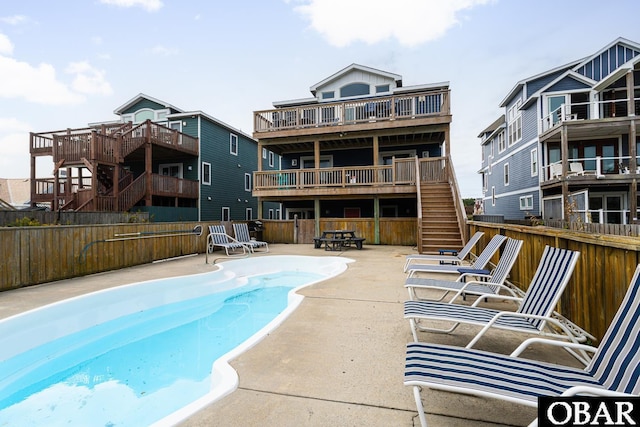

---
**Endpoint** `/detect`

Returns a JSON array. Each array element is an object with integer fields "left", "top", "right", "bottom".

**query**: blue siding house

[
  {"left": 480, "top": 37, "right": 640, "bottom": 224},
  {"left": 29, "top": 94, "right": 279, "bottom": 221}
]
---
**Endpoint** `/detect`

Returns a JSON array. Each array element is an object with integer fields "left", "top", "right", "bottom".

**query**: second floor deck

[
  {"left": 253, "top": 88, "right": 451, "bottom": 139},
  {"left": 253, "top": 157, "right": 449, "bottom": 198}
]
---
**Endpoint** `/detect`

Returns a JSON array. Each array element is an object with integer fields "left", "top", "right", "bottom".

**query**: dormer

[{"left": 309, "top": 63, "right": 402, "bottom": 103}]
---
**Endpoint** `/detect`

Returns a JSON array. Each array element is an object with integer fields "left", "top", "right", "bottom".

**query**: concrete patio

[{"left": 0, "top": 244, "right": 584, "bottom": 426}]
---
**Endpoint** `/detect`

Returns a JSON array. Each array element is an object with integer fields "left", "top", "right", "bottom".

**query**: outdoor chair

[
  {"left": 405, "top": 234, "right": 507, "bottom": 278},
  {"left": 403, "top": 231, "right": 484, "bottom": 272},
  {"left": 405, "top": 237, "right": 523, "bottom": 303},
  {"left": 233, "top": 222, "right": 269, "bottom": 253},
  {"left": 404, "top": 263, "right": 640, "bottom": 427},
  {"left": 207, "top": 224, "right": 248, "bottom": 256},
  {"left": 404, "top": 246, "right": 593, "bottom": 361}
]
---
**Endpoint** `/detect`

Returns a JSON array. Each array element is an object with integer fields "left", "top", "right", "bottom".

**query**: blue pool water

[{"left": 0, "top": 256, "right": 350, "bottom": 426}]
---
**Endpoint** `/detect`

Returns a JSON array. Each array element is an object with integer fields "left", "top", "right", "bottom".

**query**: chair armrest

[{"left": 511, "top": 337, "right": 597, "bottom": 359}]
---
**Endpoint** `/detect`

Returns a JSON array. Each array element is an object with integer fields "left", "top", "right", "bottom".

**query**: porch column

[
  {"left": 314, "top": 140, "right": 320, "bottom": 187},
  {"left": 374, "top": 196, "right": 380, "bottom": 244},
  {"left": 560, "top": 123, "right": 570, "bottom": 221},
  {"left": 314, "top": 198, "right": 320, "bottom": 237},
  {"left": 630, "top": 119, "right": 638, "bottom": 223},
  {"left": 443, "top": 126, "right": 450, "bottom": 156},
  {"left": 627, "top": 71, "right": 635, "bottom": 117},
  {"left": 372, "top": 135, "right": 379, "bottom": 166},
  {"left": 256, "top": 141, "right": 263, "bottom": 219},
  {"left": 114, "top": 164, "right": 120, "bottom": 211},
  {"left": 257, "top": 141, "right": 263, "bottom": 172},
  {"left": 145, "top": 140, "right": 152, "bottom": 206}
]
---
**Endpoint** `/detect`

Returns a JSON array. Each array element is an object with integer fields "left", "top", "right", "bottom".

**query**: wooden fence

[
  {"left": 261, "top": 218, "right": 417, "bottom": 246},
  {"left": 0, "top": 211, "right": 150, "bottom": 226},
  {"left": 0, "top": 222, "right": 207, "bottom": 291},
  {"left": 470, "top": 221, "right": 640, "bottom": 341}
]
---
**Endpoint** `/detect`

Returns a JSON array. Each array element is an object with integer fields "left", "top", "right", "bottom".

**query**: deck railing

[
  {"left": 543, "top": 156, "right": 640, "bottom": 181},
  {"left": 254, "top": 158, "right": 427, "bottom": 190},
  {"left": 254, "top": 89, "right": 450, "bottom": 133},
  {"left": 541, "top": 98, "right": 640, "bottom": 132}
]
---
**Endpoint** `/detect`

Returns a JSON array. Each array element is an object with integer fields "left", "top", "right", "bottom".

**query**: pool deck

[{"left": 0, "top": 244, "right": 584, "bottom": 426}]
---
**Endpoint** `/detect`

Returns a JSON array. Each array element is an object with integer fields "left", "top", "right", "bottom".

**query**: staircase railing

[
  {"left": 118, "top": 174, "right": 147, "bottom": 211},
  {"left": 415, "top": 156, "right": 423, "bottom": 253},
  {"left": 445, "top": 154, "right": 468, "bottom": 243}
]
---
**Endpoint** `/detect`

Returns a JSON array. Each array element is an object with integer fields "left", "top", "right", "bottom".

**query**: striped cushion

[
  {"left": 408, "top": 234, "right": 507, "bottom": 274},
  {"left": 405, "top": 277, "right": 503, "bottom": 296},
  {"left": 405, "top": 342, "right": 600, "bottom": 404},
  {"left": 404, "top": 300, "right": 541, "bottom": 333}
]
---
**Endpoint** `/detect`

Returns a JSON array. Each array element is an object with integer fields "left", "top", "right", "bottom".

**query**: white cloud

[
  {"left": 99, "top": 0, "right": 163, "bottom": 12},
  {"left": 0, "top": 33, "right": 13, "bottom": 55},
  {"left": 292, "top": 0, "right": 493, "bottom": 47},
  {"left": 0, "top": 15, "right": 28, "bottom": 25},
  {"left": 66, "top": 61, "right": 113, "bottom": 96},
  {"left": 0, "top": 55, "right": 84, "bottom": 105},
  {"left": 150, "top": 44, "right": 178, "bottom": 56},
  {"left": 0, "top": 118, "right": 31, "bottom": 178}
]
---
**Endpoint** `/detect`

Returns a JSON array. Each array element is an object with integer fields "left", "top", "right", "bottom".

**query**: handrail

[
  {"left": 415, "top": 156, "right": 423, "bottom": 253},
  {"left": 444, "top": 154, "right": 468, "bottom": 243},
  {"left": 254, "top": 88, "right": 450, "bottom": 133}
]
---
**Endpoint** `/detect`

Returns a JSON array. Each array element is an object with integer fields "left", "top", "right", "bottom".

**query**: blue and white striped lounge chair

[
  {"left": 403, "top": 231, "right": 484, "bottom": 272},
  {"left": 405, "top": 246, "right": 586, "bottom": 350},
  {"left": 207, "top": 224, "right": 248, "bottom": 256},
  {"left": 406, "top": 234, "right": 507, "bottom": 278},
  {"left": 233, "top": 222, "right": 269, "bottom": 253},
  {"left": 405, "top": 237, "right": 523, "bottom": 303},
  {"left": 405, "top": 263, "right": 640, "bottom": 427}
]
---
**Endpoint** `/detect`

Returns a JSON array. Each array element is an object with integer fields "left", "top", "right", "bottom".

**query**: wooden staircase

[{"left": 419, "top": 182, "right": 464, "bottom": 254}]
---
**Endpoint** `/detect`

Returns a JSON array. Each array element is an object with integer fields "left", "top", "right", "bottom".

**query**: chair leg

[{"left": 413, "top": 386, "right": 429, "bottom": 427}]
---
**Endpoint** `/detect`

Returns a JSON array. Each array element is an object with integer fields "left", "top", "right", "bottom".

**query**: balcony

[
  {"left": 540, "top": 98, "right": 640, "bottom": 136},
  {"left": 253, "top": 89, "right": 451, "bottom": 138},
  {"left": 253, "top": 157, "right": 449, "bottom": 198}
]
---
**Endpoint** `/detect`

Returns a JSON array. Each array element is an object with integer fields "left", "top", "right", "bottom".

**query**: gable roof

[
  {"left": 478, "top": 115, "right": 505, "bottom": 140},
  {"left": 0, "top": 178, "right": 31, "bottom": 208},
  {"left": 309, "top": 63, "right": 402, "bottom": 96},
  {"left": 114, "top": 93, "right": 185, "bottom": 115}
]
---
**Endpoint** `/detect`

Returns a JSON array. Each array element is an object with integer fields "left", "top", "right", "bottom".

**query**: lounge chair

[
  {"left": 403, "top": 231, "right": 484, "bottom": 272},
  {"left": 404, "top": 246, "right": 591, "bottom": 355},
  {"left": 404, "top": 263, "right": 640, "bottom": 427},
  {"left": 207, "top": 224, "right": 248, "bottom": 256},
  {"left": 405, "top": 237, "right": 523, "bottom": 303},
  {"left": 406, "top": 234, "right": 507, "bottom": 278},
  {"left": 233, "top": 222, "right": 269, "bottom": 253}
]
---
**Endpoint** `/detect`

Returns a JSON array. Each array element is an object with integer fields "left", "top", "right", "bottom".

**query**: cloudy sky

[{"left": 1, "top": 0, "right": 639, "bottom": 197}]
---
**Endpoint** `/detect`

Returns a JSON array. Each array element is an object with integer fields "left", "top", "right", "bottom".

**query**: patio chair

[
  {"left": 404, "top": 246, "right": 590, "bottom": 354},
  {"left": 404, "top": 263, "right": 640, "bottom": 427},
  {"left": 403, "top": 231, "right": 484, "bottom": 272},
  {"left": 207, "top": 224, "right": 248, "bottom": 256},
  {"left": 406, "top": 234, "right": 507, "bottom": 278},
  {"left": 405, "top": 237, "right": 523, "bottom": 303},
  {"left": 233, "top": 222, "right": 269, "bottom": 253}
]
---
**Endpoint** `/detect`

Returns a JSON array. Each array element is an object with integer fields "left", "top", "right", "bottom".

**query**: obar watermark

[{"left": 539, "top": 397, "right": 640, "bottom": 426}]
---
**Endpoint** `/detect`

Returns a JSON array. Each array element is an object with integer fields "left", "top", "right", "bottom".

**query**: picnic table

[{"left": 313, "top": 230, "right": 365, "bottom": 251}]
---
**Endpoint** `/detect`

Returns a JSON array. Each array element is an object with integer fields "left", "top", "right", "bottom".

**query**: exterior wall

[
  {"left": 121, "top": 99, "right": 168, "bottom": 114},
  {"left": 199, "top": 120, "right": 257, "bottom": 221}
]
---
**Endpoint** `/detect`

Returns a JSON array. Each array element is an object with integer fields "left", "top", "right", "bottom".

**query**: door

[{"left": 547, "top": 95, "right": 567, "bottom": 125}]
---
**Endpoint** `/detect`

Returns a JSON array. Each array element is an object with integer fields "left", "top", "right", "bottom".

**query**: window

[
  {"left": 482, "top": 172, "right": 488, "bottom": 192},
  {"left": 375, "top": 84, "right": 390, "bottom": 93},
  {"left": 202, "top": 162, "right": 211, "bottom": 185},
  {"left": 159, "top": 163, "right": 182, "bottom": 178},
  {"left": 507, "top": 100, "right": 522, "bottom": 146},
  {"left": 519, "top": 195, "right": 534, "bottom": 210},
  {"left": 244, "top": 173, "right": 251, "bottom": 191},
  {"left": 268, "top": 209, "right": 274, "bottom": 219},
  {"left": 491, "top": 186, "right": 496, "bottom": 207},
  {"left": 269, "top": 151, "right": 274, "bottom": 167},
  {"left": 262, "top": 148, "right": 267, "bottom": 159},
  {"left": 245, "top": 208, "right": 253, "bottom": 220},
  {"left": 222, "top": 207, "right": 230, "bottom": 221},
  {"left": 504, "top": 163, "right": 510, "bottom": 186},
  {"left": 531, "top": 148, "right": 538, "bottom": 177},
  {"left": 340, "top": 83, "right": 369, "bottom": 98},
  {"left": 322, "top": 91, "right": 334, "bottom": 99},
  {"left": 497, "top": 131, "right": 506, "bottom": 152},
  {"left": 230, "top": 134, "right": 238, "bottom": 155}
]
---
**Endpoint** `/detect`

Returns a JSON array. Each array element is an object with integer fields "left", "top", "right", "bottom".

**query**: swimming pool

[{"left": 0, "top": 255, "right": 352, "bottom": 426}]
